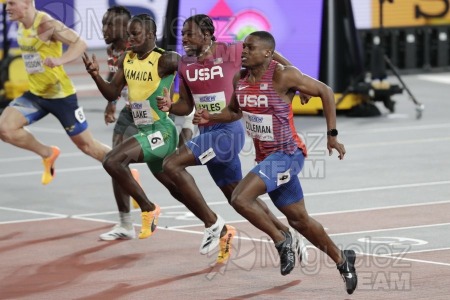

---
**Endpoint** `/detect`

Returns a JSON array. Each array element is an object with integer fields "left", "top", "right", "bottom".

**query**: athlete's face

[
  {"left": 6, "top": 0, "right": 29, "bottom": 21},
  {"left": 127, "top": 20, "right": 154, "bottom": 54},
  {"left": 241, "top": 35, "right": 271, "bottom": 68},
  {"left": 102, "top": 12, "right": 128, "bottom": 45},
  {"left": 181, "top": 20, "right": 209, "bottom": 57}
]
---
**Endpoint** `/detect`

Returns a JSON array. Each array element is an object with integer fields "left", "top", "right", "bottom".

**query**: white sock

[{"left": 119, "top": 212, "right": 133, "bottom": 229}]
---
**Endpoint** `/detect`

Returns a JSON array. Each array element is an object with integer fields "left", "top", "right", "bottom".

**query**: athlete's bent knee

[
  {"left": 0, "top": 122, "right": 16, "bottom": 142},
  {"left": 162, "top": 156, "right": 178, "bottom": 175},
  {"left": 230, "top": 193, "right": 248, "bottom": 213},
  {"left": 288, "top": 215, "right": 310, "bottom": 233},
  {"left": 102, "top": 154, "right": 113, "bottom": 173},
  {"left": 0, "top": 128, "right": 10, "bottom": 142},
  {"left": 102, "top": 152, "right": 121, "bottom": 175}
]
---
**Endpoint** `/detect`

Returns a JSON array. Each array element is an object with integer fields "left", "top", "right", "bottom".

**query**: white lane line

[
  {"left": 386, "top": 257, "right": 450, "bottom": 267},
  {"left": 308, "top": 199, "right": 450, "bottom": 216},
  {"left": 328, "top": 222, "right": 450, "bottom": 237},
  {"left": 0, "top": 163, "right": 148, "bottom": 178},
  {"left": 0, "top": 206, "right": 68, "bottom": 224},
  {"left": 0, "top": 166, "right": 104, "bottom": 179},
  {"left": 359, "top": 251, "right": 450, "bottom": 267},
  {"left": 392, "top": 246, "right": 450, "bottom": 255},
  {"left": 0, "top": 206, "right": 67, "bottom": 217},
  {"left": 0, "top": 216, "right": 67, "bottom": 225},
  {"left": 68, "top": 216, "right": 118, "bottom": 225},
  {"left": 0, "top": 152, "right": 85, "bottom": 163},
  {"left": 74, "top": 197, "right": 450, "bottom": 220}
]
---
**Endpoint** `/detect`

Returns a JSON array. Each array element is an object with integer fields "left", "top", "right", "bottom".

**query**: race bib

[
  {"left": 108, "top": 65, "right": 118, "bottom": 73},
  {"left": 74, "top": 107, "right": 86, "bottom": 123},
  {"left": 147, "top": 131, "right": 165, "bottom": 150},
  {"left": 277, "top": 169, "right": 291, "bottom": 186},
  {"left": 22, "top": 52, "right": 45, "bottom": 74},
  {"left": 193, "top": 91, "right": 226, "bottom": 114},
  {"left": 131, "top": 101, "right": 153, "bottom": 126},
  {"left": 199, "top": 147, "right": 216, "bottom": 165},
  {"left": 242, "top": 111, "right": 274, "bottom": 141}
]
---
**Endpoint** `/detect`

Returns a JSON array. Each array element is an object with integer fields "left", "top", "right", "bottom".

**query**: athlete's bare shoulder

[
  {"left": 37, "top": 10, "right": 82, "bottom": 45},
  {"left": 159, "top": 50, "right": 181, "bottom": 76},
  {"left": 272, "top": 63, "right": 303, "bottom": 91},
  {"left": 274, "top": 63, "right": 302, "bottom": 78},
  {"left": 36, "top": 11, "right": 56, "bottom": 38}
]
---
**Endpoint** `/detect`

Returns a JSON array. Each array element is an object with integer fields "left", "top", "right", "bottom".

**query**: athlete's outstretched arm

[
  {"left": 275, "top": 66, "right": 345, "bottom": 159},
  {"left": 276, "top": 66, "right": 334, "bottom": 120},
  {"left": 83, "top": 52, "right": 126, "bottom": 102}
]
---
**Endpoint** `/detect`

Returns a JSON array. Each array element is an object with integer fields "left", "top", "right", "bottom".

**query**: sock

[{"left": 119, "top": 212, "right": 133, "bottom": 229}]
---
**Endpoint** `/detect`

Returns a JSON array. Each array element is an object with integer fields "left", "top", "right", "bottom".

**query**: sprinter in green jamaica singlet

[{"left": 83, "top": 14, "right": 184, "bottom": 240}]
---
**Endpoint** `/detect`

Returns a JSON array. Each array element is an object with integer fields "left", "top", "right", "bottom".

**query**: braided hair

[{"left": 184, "top": 14, "right": 216, "bottom": 41}]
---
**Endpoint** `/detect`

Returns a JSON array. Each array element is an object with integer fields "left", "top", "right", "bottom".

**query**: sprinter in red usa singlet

[{"left": 193, "top": 31, "right": 357, "bottom": 295}]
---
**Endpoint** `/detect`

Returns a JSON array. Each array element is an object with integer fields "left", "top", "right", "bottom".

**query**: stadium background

[{"left": 1, "top": 0, "right": 450, "bottom": 114}]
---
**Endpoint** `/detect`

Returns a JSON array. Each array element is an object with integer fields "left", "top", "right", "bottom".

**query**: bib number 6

[{"left": 148, "top": 131, "right": 165, "bottom": 150}]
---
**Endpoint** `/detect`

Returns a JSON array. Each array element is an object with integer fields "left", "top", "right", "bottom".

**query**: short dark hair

[
  {"left": 106, "top": 5, "right": 131, "bottom": 19},
  {"left": 131, "top": 14, "right": 157, "bottom": 35},
  {"left": 184, "top": 14, "right": 216, "bottom": 41},
  {"left": 249, "top": 31, "right": 276, "bottom": 50}
]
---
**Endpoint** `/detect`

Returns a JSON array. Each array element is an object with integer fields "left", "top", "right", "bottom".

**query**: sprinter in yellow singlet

[
  {"left": 0, "top": 0, "right": 111, "bottom": 185},
  {"left": 83, "top": 14, "right": 182, "bottom": 239}
]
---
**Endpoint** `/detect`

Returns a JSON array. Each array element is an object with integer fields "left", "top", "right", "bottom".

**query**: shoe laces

[{"left": 203, "top": 227, "right": 215, "bottom": 239}]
